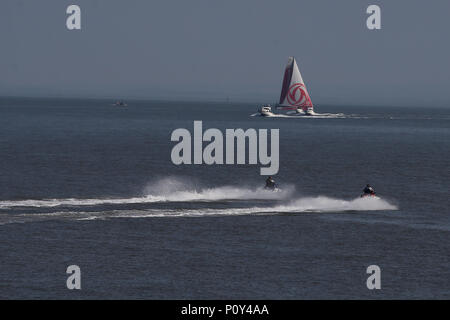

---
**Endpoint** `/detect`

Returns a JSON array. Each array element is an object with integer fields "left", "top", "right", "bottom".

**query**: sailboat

[{"left": 259, "top": 56, "right": 315, "bottom": 116}]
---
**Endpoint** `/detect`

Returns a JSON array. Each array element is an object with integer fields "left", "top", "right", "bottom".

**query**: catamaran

[{"left": 260, "top": 56, "right": 315, "bottom": 116}]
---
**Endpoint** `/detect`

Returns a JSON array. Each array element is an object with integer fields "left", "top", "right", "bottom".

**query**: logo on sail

[{"left": 287, "top": 83, "right": 312, "bottom": 108}]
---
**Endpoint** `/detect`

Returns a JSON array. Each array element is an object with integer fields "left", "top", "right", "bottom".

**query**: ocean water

[{"left": 0, "top": 97, "right": 449, "bottom": 299}]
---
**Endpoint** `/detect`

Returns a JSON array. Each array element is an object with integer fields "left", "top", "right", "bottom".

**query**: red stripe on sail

[{"left": 286, "top": 83, "right": 313, "bottom": 110}]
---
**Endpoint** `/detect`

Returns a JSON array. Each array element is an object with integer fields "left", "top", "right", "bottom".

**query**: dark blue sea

[{"left": 0, "top": 97, "right": 449, "bottom": 299}]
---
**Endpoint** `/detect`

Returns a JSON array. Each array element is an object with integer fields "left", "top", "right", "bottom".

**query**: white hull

[
  {"left": 285, "top": 108, "right": 316, "bottom": 116},
  {"left": 303, "top": 108, "right": 316, "bottom": 116},
  {"left": 260, "top": 111, "right": 275, "bottom": 117}
]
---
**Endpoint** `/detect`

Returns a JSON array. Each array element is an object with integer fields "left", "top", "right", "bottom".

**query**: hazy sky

[{"left": 1, "top": 0, "right": 450, "bottom": 106}]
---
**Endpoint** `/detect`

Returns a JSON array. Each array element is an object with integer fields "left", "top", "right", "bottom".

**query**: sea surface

[{"left": 0, "top": 97, "right": 449, "bottom": 299}]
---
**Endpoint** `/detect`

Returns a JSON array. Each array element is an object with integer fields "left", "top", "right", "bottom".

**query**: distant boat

[
  {"left": 114, "top": 100, "right": 127, "bottom": 107},
  {"left": 259, "top": 105, "right": 274, "bottom": 117},
  {"left": 259, "top": 56, "right": 315, "bottom": 116}
]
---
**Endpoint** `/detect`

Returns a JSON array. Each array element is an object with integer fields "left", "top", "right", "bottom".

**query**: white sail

[{"left": 278, "top": 57, "right": 313, "bottom": 112}]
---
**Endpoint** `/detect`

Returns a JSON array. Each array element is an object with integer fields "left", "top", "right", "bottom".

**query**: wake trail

[
  {"left": 0, "top": 195, "right": 397, "bottom": 218},
  {"left": 0, "top": 178, "right": 397, "bottom": 214},
  {"left": 250, "top": 112, "right": 358, "bottom": 119},
  {"left": 113, "top": 196, "right": 397, "bottom": 218},
  {"left": 0, "top": 194, "right": 398, "bottom": 225},
  {"left": 0, "top": 184, "right": 294, "bottom": 209}
]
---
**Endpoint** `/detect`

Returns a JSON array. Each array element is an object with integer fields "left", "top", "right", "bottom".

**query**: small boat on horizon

[{"left": 114, "top": 100, "right": 127, "bottom": 107}]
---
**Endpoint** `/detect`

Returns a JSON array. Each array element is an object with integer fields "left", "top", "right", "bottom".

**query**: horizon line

[{"left": 0, "top": 94, "right": 449, "bottom": 109}]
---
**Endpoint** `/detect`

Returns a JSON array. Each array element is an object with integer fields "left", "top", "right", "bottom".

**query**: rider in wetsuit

[
  {"left": 265, "top": 176, "right": 276, "bottom": 190},
  {"left": 363, "top": 184, "right": 376, "bottom": 196}
]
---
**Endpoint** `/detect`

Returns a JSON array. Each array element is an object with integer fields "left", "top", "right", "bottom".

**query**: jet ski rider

[
  {"left": 363, "top": 184, "right": 376, "bottom": 196},
  {"left": 265, "top": 176, "right": 276, "bottom": 190}
]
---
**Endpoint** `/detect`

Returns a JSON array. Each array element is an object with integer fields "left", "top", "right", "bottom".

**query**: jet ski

[
  {"left": 360, "top": 193, "right": 380, "bottom": 199},
  {"left": 264, "top": 183, "right": 281, "bottom": 192}
]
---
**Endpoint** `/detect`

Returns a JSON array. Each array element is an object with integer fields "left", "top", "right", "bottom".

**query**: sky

[{"left": 1, "top": 0, "right": 450, "bottom": 106}]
